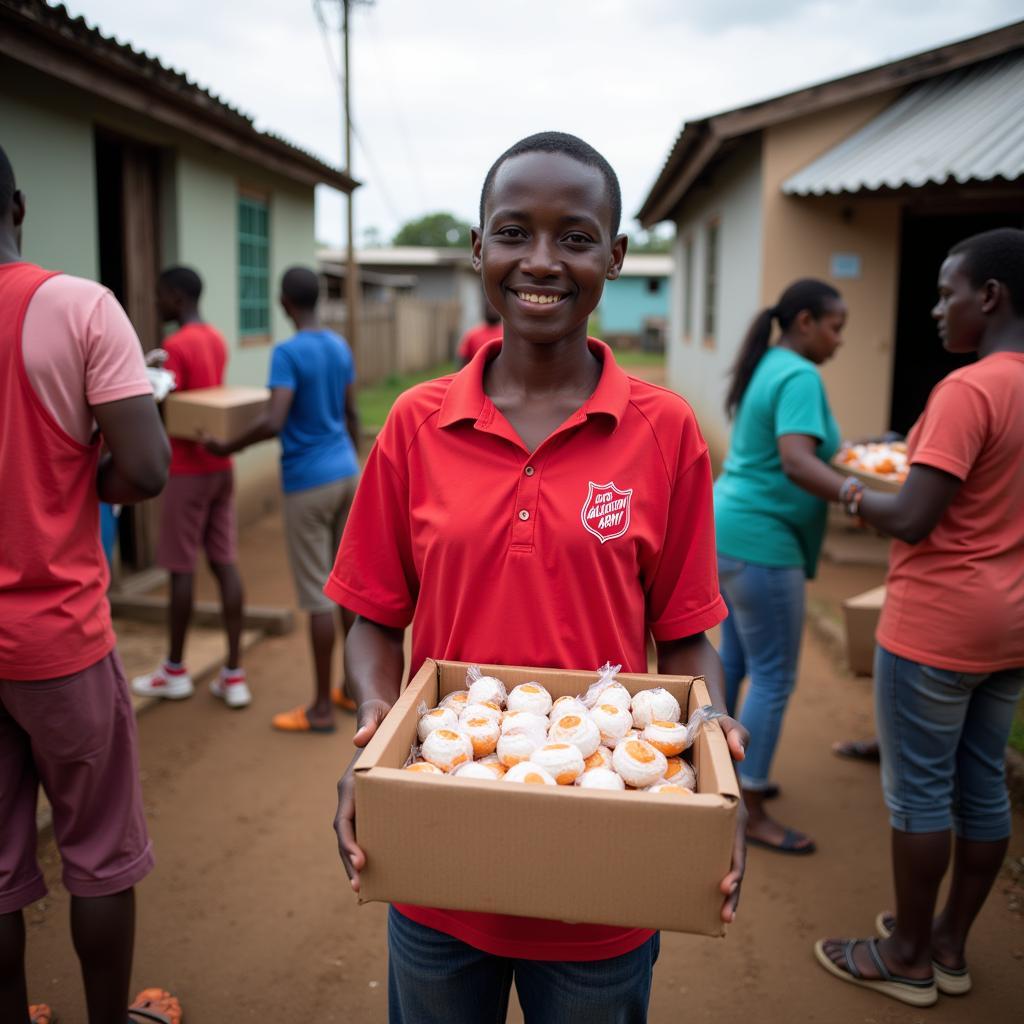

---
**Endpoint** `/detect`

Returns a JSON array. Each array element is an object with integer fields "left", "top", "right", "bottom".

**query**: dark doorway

[
  {"left": 94, "top": 130, "right": 164, "bottom": 575},
  {"left": 890, "top": 207, "right": 1023, "bottom": 434}
]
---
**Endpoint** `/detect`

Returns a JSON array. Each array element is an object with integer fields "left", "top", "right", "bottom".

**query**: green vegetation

[
  {"left": 357, "top": 362, "right": 456, "bottom": 430},
  {"left": 1010, "top": 700, "right": 1024, "bottom": 756},
  {"left": 393, "top": 212, "right": 473, "bottom": 248},
  {"left": 611, "top": 349, "right": 666, "bottom": 368}
]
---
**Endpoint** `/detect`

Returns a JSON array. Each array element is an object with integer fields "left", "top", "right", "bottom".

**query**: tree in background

[
  {"left": 628, "top": 226, "right": 675, "bottom": 253},
  {"left": 393, "top": 212, "right": 473, "bottom": 247}
]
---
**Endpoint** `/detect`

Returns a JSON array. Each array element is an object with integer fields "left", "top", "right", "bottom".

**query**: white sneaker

[
  {"left": 210, "top": 669, "right": 251, "bottom": 709},
  {"left": 131, "top": 663, "right": 194, "bottom": 700}
]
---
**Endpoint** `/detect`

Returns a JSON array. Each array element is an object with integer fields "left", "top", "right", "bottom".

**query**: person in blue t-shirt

[
  {"left": 714, "top": 278, "right": 846, "bottom": 855},
  {"left": 203, "top": 266, "right": 360, "bottom": 733}
]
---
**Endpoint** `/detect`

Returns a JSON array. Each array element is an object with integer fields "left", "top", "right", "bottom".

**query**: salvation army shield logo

[{"left": 580, "top": 481, "right": 633, "bottom": 544}]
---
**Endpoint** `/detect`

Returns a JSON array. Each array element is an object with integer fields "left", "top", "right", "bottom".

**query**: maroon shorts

[
  {"left": 157, "top": 469, "right": 237, "bottom": 573},
  {"left": 0, "top": 651, "right": 154, "bottom": 911}
]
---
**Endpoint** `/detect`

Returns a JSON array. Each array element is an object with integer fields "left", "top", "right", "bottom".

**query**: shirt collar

[{"left": 438, "top": 337, "right": 630, "bottom": 429}]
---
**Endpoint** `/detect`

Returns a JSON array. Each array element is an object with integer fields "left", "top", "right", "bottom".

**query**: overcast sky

[{"left": 61, "top": 0, "right": 1022, "bottom": 246}]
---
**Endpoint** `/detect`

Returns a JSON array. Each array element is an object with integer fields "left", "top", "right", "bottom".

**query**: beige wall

[
  {"left": 668, "top": 137, "right": 764, "bottom": 466},
  {"left": 761, "top": 92, "right": 904, "bottom": 440}
]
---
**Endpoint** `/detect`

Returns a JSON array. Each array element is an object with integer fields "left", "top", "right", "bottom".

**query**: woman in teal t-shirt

[{"left": 715, "top": 279, "right": 845, "bottom": 855}]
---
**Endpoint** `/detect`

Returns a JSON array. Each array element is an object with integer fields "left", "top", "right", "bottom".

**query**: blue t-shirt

[
  {"left": 268, "top": 329, "right": 359, "bottom": 494},
  {"left": 714, "top": 346, "right": 840, "bottom": 578}
]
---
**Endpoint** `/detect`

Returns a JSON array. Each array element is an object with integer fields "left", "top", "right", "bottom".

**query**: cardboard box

[
  {"left": 843, "top": 585, "right": 886, "bottom": 675},
  {"left": 354, "top": 660, "right": 740, "bottom": 936},
  {"left": 163, "top": 386, "right": 269, "bottom": 440}
]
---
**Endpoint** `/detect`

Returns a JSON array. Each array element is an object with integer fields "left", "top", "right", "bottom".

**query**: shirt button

[
  {"left": 524, "top": 466, "right": 535, "bottom": 476},
  {"left": 518, "top": 510, "right": 530, "bottom": 521}
]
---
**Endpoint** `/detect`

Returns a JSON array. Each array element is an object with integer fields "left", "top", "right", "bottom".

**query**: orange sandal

[
  {"left": 331, "top": 687, "right": 357, "bottom": 712},
  {"left": 271, "top": 705, "right": 335, "bottom": 733},
  {"left": 29, "top": 1005, "right": 53, "bottom": 1024},
  {"left": 128, "top": 988, "right": 182, "bottom": 1024}
]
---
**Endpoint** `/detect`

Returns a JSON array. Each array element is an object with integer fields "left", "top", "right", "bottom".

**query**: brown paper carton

[
  {"left": 354, "top": 660, "right": 740, "bottom": 936},
  {"left": 843, "top": 585, "right": 886, "bottom": 675},
  {"left": 163, "top": 386, "right": 269, "bottom": 440}
]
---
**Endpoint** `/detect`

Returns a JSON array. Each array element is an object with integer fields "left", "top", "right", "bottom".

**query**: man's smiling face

[{"left": 473, "top": 151, "right": 625, "bottom": 347}]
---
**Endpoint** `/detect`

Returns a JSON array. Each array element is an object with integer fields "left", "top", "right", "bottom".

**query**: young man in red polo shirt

[
  {"left": 0, "top": 146, "right": 181, "bottom": 1024},
  {"left": 132, "top": 267, "right": 249, "bottom": 708},
  {"left": 327, "top": 133, "right": 748, "bottom": 1022}
]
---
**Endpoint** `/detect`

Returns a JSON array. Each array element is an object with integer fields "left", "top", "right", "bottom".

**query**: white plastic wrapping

[
  {"left": 529, "top": 742, "right": 585, "bottom": 785},
  {"left": 611, "top": 737, "right": 668, "bottom": 788},
  {"left": 416, "top": 705, "right": 459, "bottom": 744},
  {"left": 641, "top": 720, "right": 688, "bottom": 757},
  {"left": 576, "top": 766, "right": 625, "bottom": 790},
  {"left": 506, "top": 681, "right": 553, "bottom": 716},
  {"left": 547, "top": 712, "right": 601, "bottom": 758},
  {"left": 503, "top": 761, "right": 557, "bottom": 785},
  {"left": 630, "top": 687, "right": 681, "bottom": 728},
  {"left": 465, "top": 665, "right": 507, "bottom": 708},
  {"left": 421, "top": 727, "right": 474, "bottom": 772}
]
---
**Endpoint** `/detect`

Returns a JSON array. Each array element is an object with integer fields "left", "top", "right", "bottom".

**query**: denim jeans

[
  {"left": 386, "top": 907, "right": 660, "bottom": 1024},
  {"left": 875, "top": 644, "right": 1024, "bottom": 840},
  {"left": 717, "top": 555, "right": 806, "bottom": 790}
]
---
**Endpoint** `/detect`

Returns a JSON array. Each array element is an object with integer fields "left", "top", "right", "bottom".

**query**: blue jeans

[
  {"left": 875, "top": 645, "right": 1024, "bottom": 840},
  {"left": 387, "top": 907, "right": 660, "bottom": 1024},
  {"left": 717, "top": 556, "right": 805, "bottom": 790}
]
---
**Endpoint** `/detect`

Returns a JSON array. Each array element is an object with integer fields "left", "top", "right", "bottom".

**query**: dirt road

[{"left": 24, "top": 514, "right": 1023, "bottom": 1022}]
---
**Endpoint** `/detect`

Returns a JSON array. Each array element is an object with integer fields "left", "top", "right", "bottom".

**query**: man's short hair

[
  {"left": 0, "top": 145, "right": 16, "bottom": 217},
  {"left": 159, "top": 266, "right": 203, "bottom": 301},
  {"left": 949, "top": 227, "right": 1024, "bottom": 316},
  {"left": 479, "top": 131, "right": 622, "bottom": 236},
  {"left": 281, "top": 265, "right": 320, "bottom": 311}
]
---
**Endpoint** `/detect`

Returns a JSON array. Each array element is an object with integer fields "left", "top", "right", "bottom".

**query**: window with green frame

[{"left": 238, "top": 195, "right": 270, "bottom": 336}]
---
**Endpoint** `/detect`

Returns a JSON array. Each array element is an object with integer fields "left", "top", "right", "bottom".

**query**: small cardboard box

[
  {"left": 843, "top": 585, "right": 886, "bottom": 675},
  {"left": 354, "top": 660, "right": 740, "bottom": 936},
  {"left": 163, "top": 386, "right": 269, "bottom": 440}
]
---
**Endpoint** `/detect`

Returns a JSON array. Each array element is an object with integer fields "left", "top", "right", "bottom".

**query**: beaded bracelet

[{"left": 838, "top": 476, "right": 865, "bottom": 516}]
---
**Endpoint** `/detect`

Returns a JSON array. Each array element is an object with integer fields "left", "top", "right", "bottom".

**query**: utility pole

[{"left": 341, "top": 0, "right": 359, "bottom": 350}]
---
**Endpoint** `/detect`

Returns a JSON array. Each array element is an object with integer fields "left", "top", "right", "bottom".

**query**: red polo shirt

[{"left": 325, "top": 338, "right": 726, "bottom": 961}]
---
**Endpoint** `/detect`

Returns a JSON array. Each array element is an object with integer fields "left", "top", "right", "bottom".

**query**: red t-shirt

[
  {"left": 162, "top": 322, "right": 232, "bottom": 475},
  {"left": 325, "top": 339, "right": 726, "bottom": 960},
  {"left": 457, "top": 321, "right": 502, "bottom": 362},
  {"left": 877, "top": 351, "right": 1024, "bottom": 672}
]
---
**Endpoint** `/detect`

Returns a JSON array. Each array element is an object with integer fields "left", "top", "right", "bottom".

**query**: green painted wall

[{"left": 0, "top": 62, "right": 98, "bottom": 279}]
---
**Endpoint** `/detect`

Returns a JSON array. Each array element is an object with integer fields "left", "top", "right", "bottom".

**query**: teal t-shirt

[{"left": 714, "top": 347, "right": 840, "bottom": 578}]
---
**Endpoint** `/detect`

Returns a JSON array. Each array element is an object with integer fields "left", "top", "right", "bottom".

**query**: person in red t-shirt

[
  {"left": 457, "top": 293, "right": 502, "bottom": 366},
  {"left": 0, "top": 145, "right": 182, "bottom": 1024},
  {"left": 812, "top": 229, "right": 1024, "bottom": 1007},
  {"left": 132, "top": 268, "right": 249, "bottom": 708},
  {"left": 326, "top": 133, "right": 748, "bottom": 1022}
]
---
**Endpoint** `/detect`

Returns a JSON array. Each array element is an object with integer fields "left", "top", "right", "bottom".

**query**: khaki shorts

[{"left": 283, "top": 476, "right": 358, "bottom": 612}]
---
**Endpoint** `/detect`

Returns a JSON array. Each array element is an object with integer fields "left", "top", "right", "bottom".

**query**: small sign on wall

[{"left": 830, "top": 252, "right": 862, "bottom": 280}]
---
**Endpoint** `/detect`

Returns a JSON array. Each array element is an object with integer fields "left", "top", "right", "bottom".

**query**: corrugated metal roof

[{"left": 783, "top": 53, "right": 1024, "bottom": 196}]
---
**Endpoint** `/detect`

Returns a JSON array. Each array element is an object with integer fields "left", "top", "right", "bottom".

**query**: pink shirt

[
  {"left": 878, "top": 352, "right": 1024, "bottom": 672},
  {"left": 21, "top": 275, "right": 152, "bottom": 443}
]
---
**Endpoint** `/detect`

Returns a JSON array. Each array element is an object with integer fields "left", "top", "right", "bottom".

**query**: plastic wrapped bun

[
  {"left": 460, "top": 701, "right": 502, "bottom": 724},
  {"left": 590, "top": 703, "right": 633, "bottom": 748},
  {"left": 403, "top": 761, "right": 444, "bottom": 775},
  {"left": 497, "top": 729, "right": 542, "bottom": 767},
  {"left": 580, "top": 662, "right": 624, "bottom": 708},
  {"left": 576, "top": 767, "right": 625, "bottom": 790},
  {"left": 630, "top": 687, "right": 681, "bottom": 729},
  {"left": 461, "top": 716, "right": 500, "bottom": 757},
  {"left": 550, "top": 695, "right": 589, "bottom": 724},
  {"left": 421, "top": 728, "right": 474, "bottom": 772},
  {"left": 416, "top": 706, "right": 459, "bottom": 744},
  {"left": 646, "top": 782, "right": 695, "bottom": 795},
  {"left": 500, "top": 710, "right": 548, "bottom": 739},
  {"left": 530, "top": 742, "right": 585, "bottom": 785},
  {"left": 452, "top": 761, "right": 500, "bottom": 781},
  {"left": 583, "top": 745, "right": 613, "bottom": 771},
  {"left": 664, "top": 758, "right": 697, "bottom": 790},
  {"left": 477, "top": 752, "right": 507, "bottom": 778},
  {"left": 612, "top": 738, "right": 668, "bottom": 788},
  {"left": 466, "top": 666, "right": 507, "bottom": 708},
  {"left": 439, "top": 690, "right": 470, "bottom": 713},
  {"left": 547, "top": 713, "right": 601, "bottom": 758},
  {"left": 642, "top": 720, "right": 688, "bottom": 757},
  {"left": 503, "top": 761, "right": 557, "bottom": 785},
  {"left": 506, "top": 682, "right": 553, "bottom": 716},
  {"left": 595, "top": 682, "right": 632, "bottom": 712}
]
